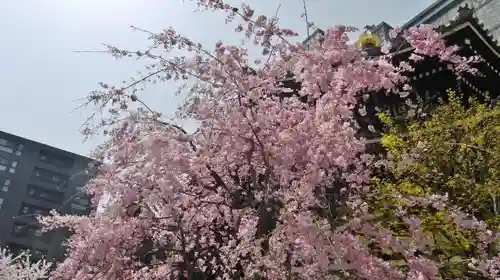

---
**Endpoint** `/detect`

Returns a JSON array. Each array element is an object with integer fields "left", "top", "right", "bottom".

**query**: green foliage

[{"left": 369, "top": 90, "right": 500, "bottom": 278}]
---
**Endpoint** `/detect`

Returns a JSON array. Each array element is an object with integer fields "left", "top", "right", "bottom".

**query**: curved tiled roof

[
  {"left": 353, "top": 5, "right": 500, "bottom": 141},
  {"left": 401, "top": 0, "right": 462, "bottom": 29},
  {"left": 292, "top": 4, "right": 500, "bottom": 142},
  {"left": 391, "top": 4, "right": 500, "bottom": 60}
]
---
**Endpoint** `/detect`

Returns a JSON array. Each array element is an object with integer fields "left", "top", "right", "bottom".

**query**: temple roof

[
  {"left": 297, "top": 5, "right": 500, "bottom": 142},
  {"left": 301, "top": 28, "right": 325, "bottom": 46},
  {"left": 391, "top": 4, "right": 500, "bottom": 61},
  {"left": 401, "top": 0, "right": 462, "bottom": 29},
  {"left": 352, "top": 4, "right": 500, "bottom": 140},
  {"left": 302, "top": 4, "right": 500, "bottom": 62}
]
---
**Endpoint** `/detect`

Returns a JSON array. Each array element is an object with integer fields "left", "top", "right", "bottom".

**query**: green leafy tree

[{"left": 368, "top": 90, "right": 500, "bottom": 278}]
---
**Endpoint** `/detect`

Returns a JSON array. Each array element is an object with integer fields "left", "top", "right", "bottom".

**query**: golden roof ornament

[{"left": 356, "top": 30, "right": 381, "bottom": 50}]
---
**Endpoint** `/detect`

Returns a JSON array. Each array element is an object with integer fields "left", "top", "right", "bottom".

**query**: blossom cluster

[
  {"left": 0, "top": 247, "right": 51, "bottom": 280},
  {"left": 40, "top": 1, "right": 498, "bottom": 279}
]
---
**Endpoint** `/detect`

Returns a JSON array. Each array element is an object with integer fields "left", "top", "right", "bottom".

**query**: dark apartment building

[{"left": 0, "top": 130, "right": 95, "bottom": 262}]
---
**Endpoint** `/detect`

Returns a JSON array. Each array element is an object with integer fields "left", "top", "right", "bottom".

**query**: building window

[
  {"left": 0, "top": 156, "right": 8, "bottom": 171},
  {"left": 2, "top": 178, "right": 10, "bottom": 192},
  {"left": 75, "top": 184, "right": 87, "bottom": 192},
  {"left": 0, "top": 157, "right": 8, "bottom": 165},
  {"left": 7, "top": 160, "right": 17, "bottom": 174},
  {"left": 11, "top": 223, "right": 52, "bottom": 244},
  {"left": 61, "top": 239, "right": 69, "bottom": 247},
  {"left": 25, "top": 185, "right": 64, "bottom": 204},
  {"left": 15, "top": 144, "right": 23, "bottom": 156},
  {"left": 12, "top": 224, "right": 23, "bottom": 235},
  {"left": 70, "top": 202, "right": 88, "bottom": 212},
  {"left": 70, "top": 191, "right": 90, "bottom": 213},
  {"left": 31, "top": 167, "right": 68, "bottom": 188},
  {"left": 6, "top": 243, "right": 30, "bottom": 256},
  {"left": 73, "top": 197, "right": 89, "bottom": 206},
  {"left": 39, "top": 150, "right": 75, "bottom": 169},
  {"left": 0, "top": 138, "right": 15, "bottom": 154},
  {"left": 18, "top": 203, "right": 51, "bottom": 217},
  {"left": 32, "top": 248, "right": 47, "bottom": 258},
  {"left": 0, "top": 179, "right": 4, "bottom": 209},
  {"left": 70, "top": 193, "right": 90, "bottom": 213},
  {"left": 6, "top": 243, "right": 47, "bottom": 261}
]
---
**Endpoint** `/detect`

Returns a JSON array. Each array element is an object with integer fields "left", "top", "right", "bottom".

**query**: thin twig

[
  {"left": 443, "top": 141, "right": 498, "bottom": 156},
  {"left": 302, "top": 0, "right": 311, "bottom": 44},
  {"left": 264, "top": 4, "right": 283, "bottom": 66}
]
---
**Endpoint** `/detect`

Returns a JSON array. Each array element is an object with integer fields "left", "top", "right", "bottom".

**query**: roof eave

[{"left": 401, "top": 0, "right": 462, "bottom": 29}]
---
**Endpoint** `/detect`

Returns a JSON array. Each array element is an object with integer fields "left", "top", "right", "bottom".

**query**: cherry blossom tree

[
  {"left": 0, "top": 247, "right": 51, "bottom": 280},
  {"left": 40, "top": 1, "right": 498, "bottom": 279}
]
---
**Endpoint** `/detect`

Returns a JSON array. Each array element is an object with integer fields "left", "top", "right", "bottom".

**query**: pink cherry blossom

[
  {"left": 40, "top": 1, "right": 498, "bottom": 279},
  {"left": 0, "top": 247, "right": 51, "bottom": 280}
]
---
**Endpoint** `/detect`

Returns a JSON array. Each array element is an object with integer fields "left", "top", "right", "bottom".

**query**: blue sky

[{"left": 0, "top": 0, "right": 435, "bottom": 156}]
